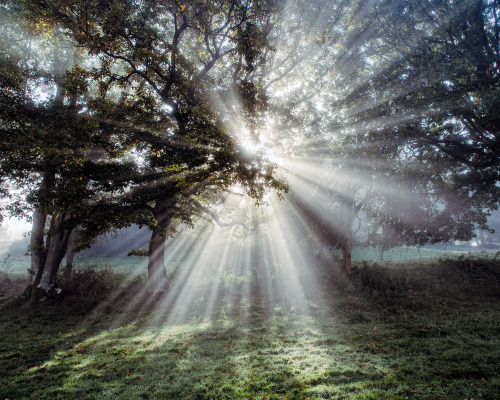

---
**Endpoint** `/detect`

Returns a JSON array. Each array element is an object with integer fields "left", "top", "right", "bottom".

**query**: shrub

[
  {"left": 0, "top": 255, "right": 29, "bottom": 298},
  {"left": 347, "top": 310, "right": 370, "bottom": 324},
  {"left": 60, "top": 263, "right": 124, "bottom": 302},
  {"left": 0, "top": 272, "right": 28, "bottom": 298}
]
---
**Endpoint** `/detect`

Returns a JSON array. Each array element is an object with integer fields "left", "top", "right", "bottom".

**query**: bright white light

[
  {"left": 267, "top": 152, "right": 285, "bottom": 166},
  {"left": 241, "top": 138, "right": 261, "bottom": 154},
  {"left": 1, "top": 217, "right": 31, "bottom": 241}
]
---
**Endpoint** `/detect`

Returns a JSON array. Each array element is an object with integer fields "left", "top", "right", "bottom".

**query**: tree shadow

[{"left": 0, "top": 256, "right": 387, "bottom": 399}]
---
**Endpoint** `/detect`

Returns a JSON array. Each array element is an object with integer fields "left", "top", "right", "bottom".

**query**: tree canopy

[{"left": 0, "top": 0, "right": 498, "bottom": 295}]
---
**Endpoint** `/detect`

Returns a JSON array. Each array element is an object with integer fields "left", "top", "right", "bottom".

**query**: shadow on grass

[
  {"left": 0, "top": 264, "right": 374, "bottom": 400},
  {"left": 1, "top": 257, "right": 500, "bottom": 399},
  {"left": 0, "top": 305, "right": 384, "bottom": 399}
]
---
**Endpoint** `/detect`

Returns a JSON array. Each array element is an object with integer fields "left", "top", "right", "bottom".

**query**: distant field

[
  {"left": 1, "top": 244, "right": 498, "bottom": 277},
  {"left": 351, "top": 245, "right": 499, "bottom": 262},
  {"left": 0, "top": 254, "right": 150, "bottom": 277}
]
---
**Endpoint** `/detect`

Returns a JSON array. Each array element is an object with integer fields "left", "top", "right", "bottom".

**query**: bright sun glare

[{"left": 1, "top": 217, "right": 31, "bottom": 242}]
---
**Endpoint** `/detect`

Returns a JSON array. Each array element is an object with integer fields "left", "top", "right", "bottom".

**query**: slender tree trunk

[
  {"left": 342, "top": 238, "right": 353, "bottom": 273},
  {"left": 63, "top": 230, "right": 77, "bottom": 281},
  {"left": 147, "top": 201, "right": 174, "bottom": 296},
  {"left": 36, "top": 211, "right": 73, "bottom": 298},
  {"left": 22, "top": 209, "right": 47, "bottom": 299},
  {"left": 341, "top": 206, "right": 356, "bottom": 274}
]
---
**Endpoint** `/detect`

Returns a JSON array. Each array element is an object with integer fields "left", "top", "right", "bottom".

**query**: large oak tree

[{"left": 4, "top": 0, "right": 288, "bottom": 298}]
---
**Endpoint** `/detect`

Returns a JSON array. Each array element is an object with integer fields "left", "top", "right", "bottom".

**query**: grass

[{"left": 0, "top": 256, "right": 499, "bottom": 399}]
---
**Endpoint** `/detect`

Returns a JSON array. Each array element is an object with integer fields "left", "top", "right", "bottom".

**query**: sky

[{"left": 0, "top": 217, "right": 31, "bottom": 242}]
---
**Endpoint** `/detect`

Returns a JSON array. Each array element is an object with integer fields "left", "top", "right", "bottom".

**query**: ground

[{"left": 0, "top": 256, "right": 499, "bottom": 399}]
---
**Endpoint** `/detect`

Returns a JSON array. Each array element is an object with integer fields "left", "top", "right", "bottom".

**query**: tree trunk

[
  {"left": 63, "top": 230, "right": 77, "bottom": 281},
  {"left": 147, "top": 201, "right": 174, "bottom": 297},
  {"left": 341, "top": 208, "right": 356, "bottom": 275},
  {"left": 147, "top": 225, "right": 169, "bottom": 297},
  {"left": 23, "top": 209, "right": 47, "bottom": 299},
  {"left": 36, "top": 212, "right": 73, "bottom": 299},
  {"left": 342, "top": 239, "right": 353, "bottom": 273}
]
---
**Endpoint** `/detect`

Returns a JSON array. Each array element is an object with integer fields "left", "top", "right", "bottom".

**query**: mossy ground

[{"left": 0, "top": 256, "right": 499, "bottom": 399}]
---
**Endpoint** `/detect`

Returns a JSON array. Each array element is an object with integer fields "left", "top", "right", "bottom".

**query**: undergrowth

[{"left": 58, "top": 263, "right": 144, "bottom": 309}]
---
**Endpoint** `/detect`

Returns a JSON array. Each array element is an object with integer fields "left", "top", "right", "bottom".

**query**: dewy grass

[{"left": 1, "top": 258, "right": 500, "bottom": 399}]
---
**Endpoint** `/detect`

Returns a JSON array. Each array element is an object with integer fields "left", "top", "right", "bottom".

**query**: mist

[{"left": 1, "top": 0, "right": 499, "bottom": 398}]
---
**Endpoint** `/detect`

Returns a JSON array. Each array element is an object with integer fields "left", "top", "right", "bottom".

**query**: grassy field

[
  {"left": 0, "top": 255, "right": 499, "bottom": 399},
  {"left": 1, "top": 243, "right": 498, "bottom": 277}
]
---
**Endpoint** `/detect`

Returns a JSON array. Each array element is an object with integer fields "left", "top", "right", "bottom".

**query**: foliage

[
  {"left": 59, "top": 263, "right": 131, "bottom": 304},
  {"left": 277, "top": 0, "right": 500, "bottom": 262},
  {"left": 1, "top": 0, "right": 292, "bottom": 297},
  {"left": 354, "top": 0, "right": 500, "bottom": 249},
  {"left": 1, "top": 0, "right": 290, "bottom": 227}
]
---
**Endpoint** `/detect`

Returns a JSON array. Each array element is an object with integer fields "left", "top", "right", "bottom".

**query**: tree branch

[{"left": 187, "top": 197, "right": 252, "bottom": 230}]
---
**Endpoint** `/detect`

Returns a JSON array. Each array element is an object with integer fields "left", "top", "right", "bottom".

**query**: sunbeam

[{"left": 1, "top": 0, "right": 499, "bottom": 398}]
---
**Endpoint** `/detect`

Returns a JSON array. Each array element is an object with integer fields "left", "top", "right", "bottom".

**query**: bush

[
  {"left": 0, "top": 255, "right": 29, "bottom": 298},
  {"left": 60, "top": 263, "right": 125, "bottom": 302},
  {"left": 0, "top": 272, "right": 28, "bottom": 298},
  {"left": 347, "top": 310, "right": 370, "bottom": 324},
  {"left": 352, "top": 257, "right": 500, "bottom": 312}
]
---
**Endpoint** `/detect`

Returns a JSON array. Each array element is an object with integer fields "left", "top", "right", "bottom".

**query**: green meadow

[{"left": 1, "top": 254, "right": 499, "bottom": 399}]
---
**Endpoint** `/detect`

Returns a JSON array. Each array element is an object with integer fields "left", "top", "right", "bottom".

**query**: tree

[
  {"left": 5, "top": 0, "right": 497, "bottom": 292},
  {"left": 337, "top": 0, "right": 500, "bottom": 252},
  {"left": 10, "top": 0, "right": 288, "bottom": 297},
  {"left": 0, "top": 3, "right": 146, "bottom": 300},
  {"left": 272, "top": 0, "right": 499, "bottom": 271}
]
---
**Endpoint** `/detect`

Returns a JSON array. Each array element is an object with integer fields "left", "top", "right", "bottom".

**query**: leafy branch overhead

[
  {"left": 1, "top": 0, "right": 289, "bottom": 298},
  {"left": 0, "top": 0, "right": 498, "bottom": 295}
]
